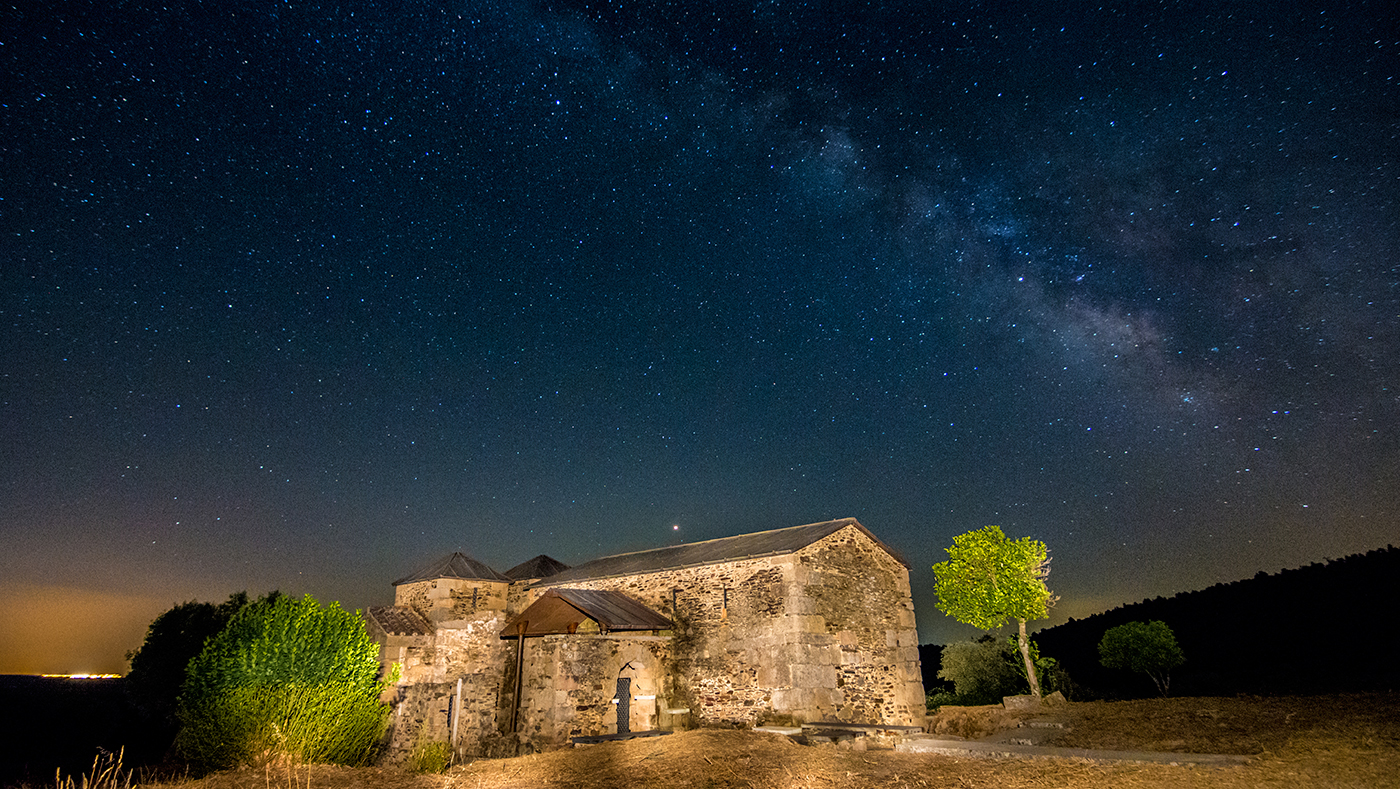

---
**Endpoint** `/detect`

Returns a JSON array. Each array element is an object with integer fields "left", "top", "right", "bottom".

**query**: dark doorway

[{"left": 615, "top": 678, "right": 631, "bottom": 734}]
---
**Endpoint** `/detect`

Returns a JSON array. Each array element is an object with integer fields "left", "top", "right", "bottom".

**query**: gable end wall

[{"left": 791, "top": 527, "right": 926, "bottom": 726}]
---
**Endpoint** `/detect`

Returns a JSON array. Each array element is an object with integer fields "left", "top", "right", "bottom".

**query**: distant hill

[{"left": 1029, "top": 545, "right": 1400, "bottom": 697}]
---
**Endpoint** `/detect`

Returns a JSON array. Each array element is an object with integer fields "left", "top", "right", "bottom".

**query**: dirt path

[{"left": 150, "top": 694, "right": 1400, "bottom": 789}]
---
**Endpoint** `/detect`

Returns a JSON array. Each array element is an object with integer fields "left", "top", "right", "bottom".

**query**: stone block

[
  {"left": 778, "top": 642, "right": 807, "bottom": 666},
  {"left": 812, "top": 686, "right": 843, "bottom": 712},
  {"left": 771, "top": 687, "right": 812, "bottom": 711},
  {"left": 792, "top": 663, "right": 836, "bottom": 689},
  {"left": 1002, "top": 694, "right": 1040, "bottom": 711},
  {"left": 758, "top": 661, "right": 790, "bottom": 687}
]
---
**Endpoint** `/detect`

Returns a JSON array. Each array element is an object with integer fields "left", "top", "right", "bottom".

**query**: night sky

[{"left": 3, "top": 1, "right": 1396, "bottom": 675}]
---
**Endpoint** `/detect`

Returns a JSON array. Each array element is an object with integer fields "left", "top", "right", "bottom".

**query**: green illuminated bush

[{"left": 176, "top": 593, "right": 394, "bottom": 771}]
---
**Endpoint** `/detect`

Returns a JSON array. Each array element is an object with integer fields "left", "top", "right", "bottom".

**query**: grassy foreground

[{"left": 111, "top": 694, "right": 1400, "bottom": 789}]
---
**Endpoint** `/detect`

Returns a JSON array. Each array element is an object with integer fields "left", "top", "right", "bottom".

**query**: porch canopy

[{"left": 500, "top": 588, "right": 672, "bottom": 638}]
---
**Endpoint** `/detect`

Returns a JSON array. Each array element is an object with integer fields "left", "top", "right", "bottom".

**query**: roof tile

[{"left": 392, "top": 551, "right": 510, "bottom": 585}]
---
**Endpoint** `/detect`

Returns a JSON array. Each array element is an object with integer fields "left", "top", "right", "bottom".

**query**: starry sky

[{"left": 2, "top": 1, "right": 1397, "bottom": 675}]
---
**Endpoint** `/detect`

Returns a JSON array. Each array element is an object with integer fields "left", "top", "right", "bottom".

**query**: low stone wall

[
  {"left": 380, "top": 610, "right": 513, "bottom": 759},
  {"left": 379, "top": 681, "right": 451, "bottom": 766}
]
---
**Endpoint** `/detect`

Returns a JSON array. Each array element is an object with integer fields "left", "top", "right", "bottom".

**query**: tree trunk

[
  {"left": 1149, "top": 670, "right": 1170, "bottom": 696},
  {"left": 1017, "top": 618, "right": 1042, "bottom": 700}
]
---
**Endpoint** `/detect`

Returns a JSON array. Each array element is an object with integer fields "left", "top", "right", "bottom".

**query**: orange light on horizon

[{"left": 0, "top": 583, "right": 171, "bottom": 676}]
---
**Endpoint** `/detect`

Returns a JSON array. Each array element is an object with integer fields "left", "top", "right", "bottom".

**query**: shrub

[
  {"left": 936, "top": 637, "right": 1025, "bottom": 705},
  {"left": 407, "top": 741, "right": 454, "bottom": 774},
  {"left": 1098, "top": 620, "right": 1185, "bottom": 696},
  {"left": 1035, "top": 653, "right": 1077, "bottom": 700},
  {"left": 1005, "top": 636, "right": 1074, "bottom": 699},
  {"left": 926, "top": 690, "right": 962, "bottom": 710},
  {"left": 176, "top": 593, "right": 394, "bottom": 771}
]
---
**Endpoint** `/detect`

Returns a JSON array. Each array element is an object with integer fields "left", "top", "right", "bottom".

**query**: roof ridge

[
  {"left": 392, "top": 550, "right": 510, "bottom": 585},
  {"left": 571, "top": 517, "right": 859, "bottom": 564},
  {"left": 536, "top": 517, "right": 893, "bottom": 586}
]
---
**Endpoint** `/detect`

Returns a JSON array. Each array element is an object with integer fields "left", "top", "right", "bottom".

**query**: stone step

[{"left": 896, "top": 737, "right": 1254, "bottom": 766}]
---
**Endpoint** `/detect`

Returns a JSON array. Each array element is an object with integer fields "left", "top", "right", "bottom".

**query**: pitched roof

[
  {"left": 365, "top": 605, "right": 434, "bottom": 636},
  {"left": 503, "top": 554, "right": 571, "bottom": 580},
  {"left": 536, "top": 517, "right": 904, "bottom": 586},
  {"left": 500, "top": 588, "right": 672, "bottom": 638},
  {"left": 392, "top": 551, "right": 510, "bottom": 585}
]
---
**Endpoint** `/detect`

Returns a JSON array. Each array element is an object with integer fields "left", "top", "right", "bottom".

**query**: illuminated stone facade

[{"left": 365, "top": 518, "right": 925, "bottom": 760}]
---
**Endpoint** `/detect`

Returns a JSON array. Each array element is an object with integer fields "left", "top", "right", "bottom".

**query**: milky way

[{"left": 2, "top": 1, "right": 1396, "bottom": 673}]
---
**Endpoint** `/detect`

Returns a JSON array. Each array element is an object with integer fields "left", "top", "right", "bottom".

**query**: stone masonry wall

[
  {"left": 396, "top": 578, "right": 509, "bottom": 622},
  {"left": 504, "top": 634, "right": 670, "bottom": 750},
  {"left": 381, "top": 610, "right": 513, "bottom": 759},
  {"left": 377, "top": 522, "right": 924, "bottom": 757},
  {"left": 794, "top": 529, "right": 926, "bottom": 726},
  {"left": 532, "top": 553, "right": 789, "bottom": 727},
  {"left": 380, "top": 681, "right": 453, "bottom": 766},
  {"left": 529, "top": 523, "right": 925, "bottom": 730}
]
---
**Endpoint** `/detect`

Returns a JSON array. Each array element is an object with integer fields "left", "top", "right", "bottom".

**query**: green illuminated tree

[
  {"left": 1098, "top": 620, "right": 1185, "bottom": 696},
  {"left": 932, "top": 525, "right": 1058, "bottom": 700},
  {"left": 177, "top": 593, "right": 393, "bottom": 770}
]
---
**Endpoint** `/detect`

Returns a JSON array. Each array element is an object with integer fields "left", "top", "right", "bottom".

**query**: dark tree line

[
  {"left": 1032, "top": 545, "right": 1400, "bottom": 697},
  {"left": 921, "top": 545, "right": 1400, "bottom": 699}
]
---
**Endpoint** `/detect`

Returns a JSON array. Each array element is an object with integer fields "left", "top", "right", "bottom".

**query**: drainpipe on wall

[
  {"left": 451, "top": 677, "right": 462, "bottom": 758},
  {"left": 510, "top": 619, "right": 527, "bottom": 733}
]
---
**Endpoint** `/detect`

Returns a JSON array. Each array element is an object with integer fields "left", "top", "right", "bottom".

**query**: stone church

[{"left": 365, "top": 517, "right": 926, "bottom": 759}]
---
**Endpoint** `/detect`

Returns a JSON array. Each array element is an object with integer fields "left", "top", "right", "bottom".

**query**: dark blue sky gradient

[{"left": 2, "top": 1, "right": 1396, "bottom": 674}]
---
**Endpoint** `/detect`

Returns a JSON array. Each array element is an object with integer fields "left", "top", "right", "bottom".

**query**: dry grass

[
  {"left": 1050, "top": 693, "right": 1400, "bottom": 755},
  {"left": 141, "top": 694, "right": 1400, "bottom": 789},
  {"left": 55, "top": 749, "right": 133, "bottom": 789},
  {"left": 926, "top": 703, "right": 1042, "bottom": 739}
]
